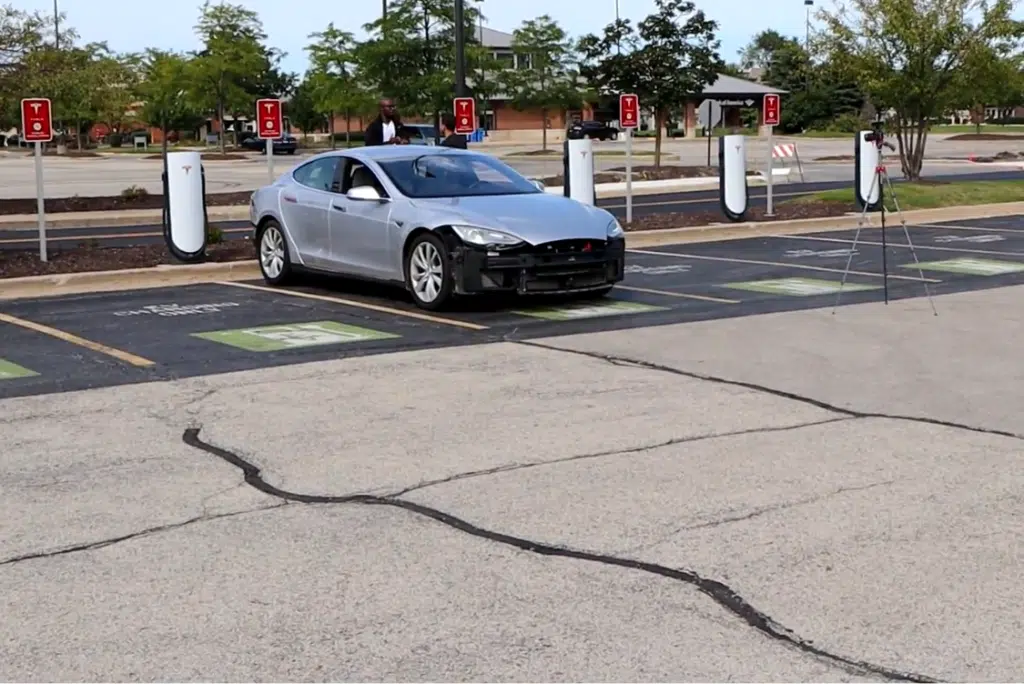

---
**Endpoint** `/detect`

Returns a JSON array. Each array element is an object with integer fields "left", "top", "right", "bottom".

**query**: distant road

[{"left": 1, "top": 170, "right": 1022, "bottom": 251}]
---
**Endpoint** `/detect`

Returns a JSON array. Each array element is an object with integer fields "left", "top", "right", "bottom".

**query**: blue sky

[{"left": 34, "top": 0, "right": 815, "bottom": 76}]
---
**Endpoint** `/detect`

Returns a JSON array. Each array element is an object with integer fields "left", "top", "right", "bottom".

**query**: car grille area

[{"left": 455, "top": 238, "right": 625, "bottom": 295}]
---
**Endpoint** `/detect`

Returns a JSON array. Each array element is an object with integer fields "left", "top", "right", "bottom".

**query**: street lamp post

[{"left": 454, "top": 0, "right": 466, "bottom": 97}]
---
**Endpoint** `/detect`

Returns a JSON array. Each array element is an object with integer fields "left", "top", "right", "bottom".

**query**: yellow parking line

[
  {"left": 0, "top": 312, "right": 155, "bottom": 367},
  {"left": 217, "top": 281, "right": 489, "bottom": 331},
  {"left": 627, "top": 248, "right": 943, "bottom": 282},
  {"left": 616, "top": 284, "right": 740, "bottom": 303},
  {"left": 763, "top": 233, "right": 1024, "bottom": 257}
]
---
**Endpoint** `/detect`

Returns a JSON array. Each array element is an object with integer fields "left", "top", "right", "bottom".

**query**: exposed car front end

[{"left": 443, "top": 219, "right": 626, "bottom": 295}]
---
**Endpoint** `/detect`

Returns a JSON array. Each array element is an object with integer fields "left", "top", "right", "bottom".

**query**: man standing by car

[
  {"left": 439, "top": 113, "right": 468, "bottom": 148},
  {"left": 364, "top": 98, "right": 402, "bottom": 145}
]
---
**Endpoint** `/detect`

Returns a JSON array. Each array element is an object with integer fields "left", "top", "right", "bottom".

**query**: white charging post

[
  {"left": 719, "top": 134, "right": 749, "bottom": 222},
  {"left": 855, "top": 130, "right": 881, "bottom": 211},
  {"left": 566, "top": 137, "right": 595, "bottom": 205},
  {"left": 164, "top": 150, "right": 206, "bottom": 261}
]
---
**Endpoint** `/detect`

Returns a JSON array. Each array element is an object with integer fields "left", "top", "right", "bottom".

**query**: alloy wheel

[
  {"left": 409, "top": 241, "right": 444, "bottom": 303},
  {"left": 260, "top": 225, "right": 285, "bottom": 279}
]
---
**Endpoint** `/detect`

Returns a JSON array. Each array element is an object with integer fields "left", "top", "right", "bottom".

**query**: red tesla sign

[
  {"left": 763, "top": 94, "right": 780, "bottom": 126},
  {"left": 256, "top": 98, "right": 283, "bottom": 138},
  {"left": 453, "top": 97, "right": 475, "bottom": 134},
  {"left": 619, "top": 93, "right": 639, "bottom": 128},
  {"left": 21, "top": 98, "right": 53, "bottom": 142}
]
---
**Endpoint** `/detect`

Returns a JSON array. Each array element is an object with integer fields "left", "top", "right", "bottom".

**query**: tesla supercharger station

[
  {"left": 854, "top": 130, "right": 882, "bottom": 212},
  {"left": 162, "top": 150, "right": 208, "bottom": 262},
  {"left": 562, "top": 137, "right": 597, "bottom": 205},
  {"left": 719, "top": 134, "right": 749, "bottom": 221}
]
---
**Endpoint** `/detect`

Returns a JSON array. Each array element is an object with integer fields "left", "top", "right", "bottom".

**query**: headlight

[
  {"left": 607, "top": 219, "right": 624, "bottom": 238},
  {"left": 451, "top": 225, "right": 522, "bottom": 246}
]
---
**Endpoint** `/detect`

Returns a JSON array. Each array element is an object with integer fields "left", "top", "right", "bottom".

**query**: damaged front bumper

[{"left": 451, "top": 237, "right": 626, "bottom": 295}]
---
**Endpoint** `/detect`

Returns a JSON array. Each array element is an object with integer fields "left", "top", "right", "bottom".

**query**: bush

[
  {"left": 824, "top": 112, "right": 868, "bottom": 133},
  {"left": 206, "top": 223, "right": 223, "bottom": 244},
  {"left": 120, "top": 185, "right": 148, "bottom": 201},
  {"left": 108, "top": 133, "right": 122, "bottom": 147},
  {"left": 332, "top": 130, "right": 365, "bottom": 143}
]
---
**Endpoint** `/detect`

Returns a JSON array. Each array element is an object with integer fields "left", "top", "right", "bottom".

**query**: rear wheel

[
  {"left": 257, "top": 219, "right": 293, "bottom": 285},
  {"left": 405, "top": 233, "right": 454, "bottom": 310}
]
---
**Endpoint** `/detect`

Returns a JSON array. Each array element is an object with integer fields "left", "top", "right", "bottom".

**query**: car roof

[{"left": 324, "top": 145, "right": 477, "bottom": 163}]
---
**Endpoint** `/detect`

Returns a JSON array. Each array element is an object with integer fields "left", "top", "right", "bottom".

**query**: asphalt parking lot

[{"left": 2, "top": 214, "right": 1023, "bottom": 400}]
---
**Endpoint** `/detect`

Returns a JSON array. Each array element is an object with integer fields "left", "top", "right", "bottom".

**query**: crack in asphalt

[
  {"left": 0, "top": 504, "right": 287, "bottom": 567},
  {"left": 516, "top": 340, "right": 1024, "bottom": 442},
  {"left": 390, "top": 416, "right": 854, "bottom": 497},
  {"left": 181, "top": 426, "right": 941, "bottom": 683}
]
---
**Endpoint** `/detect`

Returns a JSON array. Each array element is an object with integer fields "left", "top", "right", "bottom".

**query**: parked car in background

[
  {"left": 567, "top": 120, "right": 619, "bottom": 140},
  {"left": 401, "top": 123, "right": 439, "bottom": 145},
  {"left": 240, "top": 133, "right": 298, "bottom": 154}
]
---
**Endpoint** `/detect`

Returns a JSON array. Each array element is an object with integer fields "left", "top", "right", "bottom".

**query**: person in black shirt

[
  {"left": 364, "top": 98, "right": 402, "bottom": 146},
  {"left": 439, "top": 112, "right": 468, "bottom": 148}
]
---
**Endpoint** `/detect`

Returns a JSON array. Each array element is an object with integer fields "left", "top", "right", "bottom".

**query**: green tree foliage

[
  {"left": 953, "top": 43, "right": 1024, "bottom": 129},
  {"left": 740, "top": 29, "right": 864, "bottom": 134},
  {"left": 286, "top": 79, "right": 327, "bottom": 141},
  {"left": 502, "top": 16, "right": 582, "bottom": 151},
  {"left": 190, "top": 1, "right": 274, "bottom": 153},
  {"left": 354, "top": 0, "right": 483, "bottom": 121},
  {"left": 578, "top": 0, "right": 723, "bottom": 166},
  {"left": 137, "top": 50, "right": 204, "bottom": 155},
  {"left": 306, "top": 23, "right": 374, "bottom": 147},
  {"left": 817, "top": 0, "right": 1024, "bottom": 180}
]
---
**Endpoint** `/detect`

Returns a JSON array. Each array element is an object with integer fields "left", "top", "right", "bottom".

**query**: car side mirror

[{"left": 347, "top": 186, "right": 384, "bottom": 201}]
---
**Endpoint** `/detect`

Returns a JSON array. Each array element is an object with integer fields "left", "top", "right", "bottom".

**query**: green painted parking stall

[{"left": 0, "top": 359, "right": 37, "bottom": 380}]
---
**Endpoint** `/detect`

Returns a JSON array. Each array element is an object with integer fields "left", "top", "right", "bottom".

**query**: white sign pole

[
  {"left": 267, "top": 135, "right": 275, "bottom": 183},
  {"left": 766, "top": 124, "right": 775, "bottom": 217},
  {"left": 625, "top": 127, "right": 633, "bottom": 224},
  {"left": 34, "top": 141, "right": 47, "bottom": 262}
]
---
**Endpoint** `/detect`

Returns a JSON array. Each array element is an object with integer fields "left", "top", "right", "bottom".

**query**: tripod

[{"left": 832, "top": 154, "right": 938, "bottom": 315}]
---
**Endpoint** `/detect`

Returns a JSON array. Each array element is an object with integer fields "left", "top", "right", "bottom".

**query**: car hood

[{"left": 410, "top": 193, "right": 615, "bottom": 244}]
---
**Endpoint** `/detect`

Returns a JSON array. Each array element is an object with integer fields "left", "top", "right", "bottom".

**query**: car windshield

[{"left": 377, "top": 153, "right": 542, "bottom": 198}]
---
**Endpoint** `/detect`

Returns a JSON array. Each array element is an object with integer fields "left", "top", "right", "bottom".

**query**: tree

[
  {"left": 578, "top": 0, "right": 723, "bottom": 166},
  {"left": 354, "top": 0, "right": 484, "bottom": 122},
  {"left": 190, "top": 1, "right": 271, "bottom": 154},
  {"left": 137, "top": 49, "right": 204, "bottom": 156},
  {"left": 501, "top": 16, "right": 583, "bottom": 151},
  {"left": 953, "top": 45, "right": 1024, "bottom": 129},
  {"left": 306, "top": 23, "right": 374, "bottom": 148},
  {"left": 90, "top": 49, "right": 141, "bottom": 137},
  {"left": 286, "top": 78, "right": 327, "bottom": 140},
  {"left": 817, "top": 0, "right": 1023, "bottom": 180}
]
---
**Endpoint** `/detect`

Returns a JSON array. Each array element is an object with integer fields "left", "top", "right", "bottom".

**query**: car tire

[
  {"left": 405, "top": 232, "right": 454, "bottom": 311},
  {"left": 610, "top": 131, "right": 618, "bottom": 140},
  {"left": 256, "top": 219, "right": 293, "bottom": 286}
]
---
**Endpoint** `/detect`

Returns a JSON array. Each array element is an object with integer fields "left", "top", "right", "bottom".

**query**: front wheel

[
  {"left": 257, "top": 219, "right": 293, "bottom": 285},
  {"left": 405, "top": 233, "right": 454, "bottom": 310}
]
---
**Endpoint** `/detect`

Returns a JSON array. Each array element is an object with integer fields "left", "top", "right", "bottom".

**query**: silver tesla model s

[{"left": 248, "top": 145, "right": 626, "bottom": 310}]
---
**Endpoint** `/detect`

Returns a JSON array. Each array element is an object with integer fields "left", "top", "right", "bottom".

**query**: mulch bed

[
  {"left": 1, "top": 241, "right": 255, "bottom": 279},
  {"left": 1, "top": 199, "right": 855, "bottom": 279},
  {"left": 538, "top": 164, "right": 754, "bottom": 187},
  {"left": 141, "top": 153, "right": 252, "bottom": 161},
  {"left": 946, "top": 133, "right": 1024, "bottom": 141},
  {"left": 0, "top": 191, "right": 252, "bottom": 215},
  {"left": 623, "top": 201, "right": 851, "bottom": 231}
]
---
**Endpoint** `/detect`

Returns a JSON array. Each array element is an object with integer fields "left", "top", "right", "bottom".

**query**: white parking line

[{"left": 762, "top": 233, "right": 1024, "bottom": 257}]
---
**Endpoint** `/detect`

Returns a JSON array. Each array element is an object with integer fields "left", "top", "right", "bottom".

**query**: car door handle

[{"left": 332, "top": 203, "right": 346, "bottom": 212}]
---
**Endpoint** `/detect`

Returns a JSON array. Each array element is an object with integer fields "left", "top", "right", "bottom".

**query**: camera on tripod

[{"left": 863, "top": 120, "right": 895, "bottom": 150}]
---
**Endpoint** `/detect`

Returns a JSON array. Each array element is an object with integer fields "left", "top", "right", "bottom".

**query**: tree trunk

[
  {"left": 161, "top": 124, "right": 169, "bottom": 158},
  {"left": 330, "top": 111, "right": 337, "bottom": 149},
  {"left": 75, "top": 120, "right": 82, "bottom": 150},
  {"left": 344, "top": 109, "right": 351, "bottom": 148},
  {"left": 653, "top": 108, "right": 664, "bottom": 169},
  {"left": 541, "top": 108, "right": 548, "bottom": 151},
  {"left": 217, "top": 98, "right": 226, "bottom": 156}
]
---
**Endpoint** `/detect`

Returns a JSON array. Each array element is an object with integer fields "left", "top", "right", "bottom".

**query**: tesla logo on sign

[
  {"left": 763, "top": 94, "right": 780, "bottom": 126},
  {"left": 256, "top": 98, "right": 283, "bottom": 138},
  {"left": 20, "top": 97, "right": 53, "bottom": 142},
  {"left": 182, "top": 164, "right": 192, "bottom": 174},
  {"left": 453, "top": 97, "right": 475, "bottom": 134},
  {"left": 619, "top": 93, "right": 639, "bottom": 128}
]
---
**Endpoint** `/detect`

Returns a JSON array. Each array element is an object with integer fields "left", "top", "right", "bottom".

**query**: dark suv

[{"left": 567, "top": 120, "right": 619, "bottom": 140}]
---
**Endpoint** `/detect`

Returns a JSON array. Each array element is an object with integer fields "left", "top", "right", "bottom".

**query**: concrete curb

[{"left": 2, "top": 201, "right": 1022, "bottom": 301}]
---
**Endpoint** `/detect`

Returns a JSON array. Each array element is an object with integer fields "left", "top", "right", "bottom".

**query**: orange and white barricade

[{"left": 771, "top": 143, "right": 805, "bottom": 182}]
